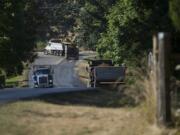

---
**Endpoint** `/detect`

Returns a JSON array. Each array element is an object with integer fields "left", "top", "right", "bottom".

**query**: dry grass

[
  {"left": 0, "top": 89, "right": 169, "bottom": 135},
  {"left": 1, "top": 61, "right": 176, "bottom": 135},
  {"left": 141, "top": 72, "right": 157, "bottom": 124},
  {"left": 75, "top": 60, "right": 89, "bottom": 85}
]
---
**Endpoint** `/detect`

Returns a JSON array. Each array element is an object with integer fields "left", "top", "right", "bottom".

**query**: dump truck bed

[{"left": 94, "top": 66, "right": 125, "bottom": 82}]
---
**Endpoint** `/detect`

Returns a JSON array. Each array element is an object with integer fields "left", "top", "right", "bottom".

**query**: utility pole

[{"left": 153, "top": 32, "right": 172, "bottom": 126}]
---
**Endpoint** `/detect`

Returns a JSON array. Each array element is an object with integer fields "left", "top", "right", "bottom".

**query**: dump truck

[
  {"left": 66, "top": 45, "right": 79, "bottom": 60},
  {"left": 86, "top": 59, "right": 126, "bottom": 88},
  {"left": 44, "top": 39, "right": 65, "bottom": 56},
  {"left": 62, "top": 42, "right": 79, "bottom": 60},
  {"left": 32, "top": 65, "right": 53, "bottom": 88}
]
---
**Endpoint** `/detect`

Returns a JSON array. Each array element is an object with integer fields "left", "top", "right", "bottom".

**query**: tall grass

[
  {"left": 125, "top": 67, "right": 157, "bottom": 124},
  {"left": 142, "top": 72, "right": 157, "bottom": 124}
]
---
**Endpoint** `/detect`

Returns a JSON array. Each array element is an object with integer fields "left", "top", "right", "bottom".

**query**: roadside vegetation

[
  {"left": 35, "top": 40, "right": 47, "bottom": 52},
  {"left": 0, "top": 90, "right": 167, "bottom": 135},
  {"left": 0, "top": 0, "right": 180, "bottom": 134},
  {"left": 6, "top": 69, "right": 28, "bottom": 88}
]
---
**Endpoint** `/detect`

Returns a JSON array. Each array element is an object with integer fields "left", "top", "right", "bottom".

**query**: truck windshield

[{"left": 35, "top": 69, "right": 50, "bottom": 75}]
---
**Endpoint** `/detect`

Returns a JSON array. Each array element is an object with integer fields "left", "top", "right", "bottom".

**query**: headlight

[
  {"left": 49, "top": 80, "right": 52, "bottom": 83},
  {"left": 34, "top": 81, "right": 37, "bottom": 83}
]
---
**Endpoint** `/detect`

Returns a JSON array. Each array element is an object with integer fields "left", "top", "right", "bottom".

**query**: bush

[
  {"left": 0, "top": 75, "right": 5, "bottom": 88},
  {"left": 35, "top": 41, "right": 47, "bottom": 51}
]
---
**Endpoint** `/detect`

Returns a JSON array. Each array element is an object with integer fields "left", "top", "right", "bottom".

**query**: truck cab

[{"left": 32, "top": 66, "right": 53, "bottom": 88}]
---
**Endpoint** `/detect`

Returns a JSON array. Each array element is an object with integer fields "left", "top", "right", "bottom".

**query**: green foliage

[
  {"left": 35, "top": 41, "right": 47, "bottom": 51},
  {"left": 76, "top": 0, "right": 116, "bottom": 49},
  {"left": 32, "top": 0, "right": 82, "bottom": 40},
  {"left": 97, "top": 0, "right": 173, "bottom": 67},
  {"left": 169, "top": 0, "right": 180, "bottom": 31},
  {"left": 0, "top": 0, "right": 176, "bottom": 75},
  {"left": 0, "top": 0, "right": 37, "bottom": 75}
]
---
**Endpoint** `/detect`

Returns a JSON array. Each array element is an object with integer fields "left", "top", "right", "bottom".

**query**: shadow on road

[{"left": 24, "top": 88, "right": 137, "bottom": 108}]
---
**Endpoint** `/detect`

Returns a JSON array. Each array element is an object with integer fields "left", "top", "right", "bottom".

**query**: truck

[
  {"left": 32, "top": 65, "right": 53, "bottom": 88},
  {"left": 86, "top": 59, "right": 126, "bottom": 88},
  {"left": 44, "top": 39, "right": 65, "bottom": 56},
  {"left": 62, "top": 42, "right": 79, "bottom": 60},
  {"left": 66, "top": 45, "right": 79, "bottom": 60}
]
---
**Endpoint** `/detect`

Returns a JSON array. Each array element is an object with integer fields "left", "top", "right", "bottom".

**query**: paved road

[
  {"left": 0, "top": 51, "right": 96, "bottom": 103},
  {"left": 0, "top": 87, "right": 95, "bottom": 103},
  {"left": 29, "top": 52, "right": 92, "bottom": 88},
  {"left": 53, "top": 60, "right": 85, "bottom": 87},
  {"left": 28, "top": 52, "right": 65, "bottom": 87}
]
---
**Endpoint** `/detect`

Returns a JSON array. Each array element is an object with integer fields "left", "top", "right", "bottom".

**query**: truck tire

[
  {"left": 94, "top": 81, "right": 100, "bottom": 88},
  {"left": 0, "top": 84, "right": 4, "bottom": 89},
  {"left": 44, "top": 50, "right": 47, "bottom": 55},
  {"left": 87, "top": 80, "right": 92, "bottom": 88}
]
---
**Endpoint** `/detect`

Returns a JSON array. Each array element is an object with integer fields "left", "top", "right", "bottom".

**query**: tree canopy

[
  {"left": 96, "top": 0, "right": 173, "bottom": 66},
  {"left": 169, "top": 0, "right": 180, "bottom": 31},
  {"left": 0, "top": 0, "right": 179, "bottom": 75},
  {"left": 0, "top": 0, "right": 39, "bottom": 75}
]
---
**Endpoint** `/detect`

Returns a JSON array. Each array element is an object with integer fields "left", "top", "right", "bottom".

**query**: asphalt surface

[
  {"left": 29, "top": 52, "right": 88, "bottom": 88},
  {"left": 0, "top": 51, "right": 97, "bottom": 103},
  {"left": 0, "top": 87, "right": 95, "bottom": 104},
  {"left": 53, "top": 60, "right": 85, "bottom": 87},
  {"left": 28, "top": 52, "right": 65, "bottom": 87}
]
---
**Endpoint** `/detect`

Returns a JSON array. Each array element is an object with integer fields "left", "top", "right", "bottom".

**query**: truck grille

[{"left": 39, "top": 76, "right": 48, "bottom": 84}]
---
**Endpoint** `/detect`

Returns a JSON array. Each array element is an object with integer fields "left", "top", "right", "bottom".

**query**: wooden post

[
  {"left": 153, "top": 33, "right": 159, "bottom": 124},
  {"left": 153, "top": 32, "right": 172, "bottom": 126}
]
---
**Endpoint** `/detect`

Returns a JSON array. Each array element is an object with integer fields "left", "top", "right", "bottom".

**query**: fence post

[
  {"left": 153, "top": 32, "right": 172, "bottom": 126},
  {"left": 153, "top": 33, "right": 159, "bottom": 124}
]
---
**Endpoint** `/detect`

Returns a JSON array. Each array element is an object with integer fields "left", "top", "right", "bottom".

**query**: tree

[
  {"left": 169, "top": 0, "right": 180, "bottom": 31},
  {"left": 0, "top": 0, "right": 38, "bottom": 75},
  {"left": 97, "top": 0, "right": 173, "bottom": 66},
  {"left": 76, "top": 0, "right": 117, "bottom": 49}
]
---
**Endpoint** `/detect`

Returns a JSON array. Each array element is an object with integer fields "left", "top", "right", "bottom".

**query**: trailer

[
  {"left": 86, "top": 59, "right": 126, "bottom": 87},
  {"left": 66, "top": 45, "right": 79, "bottom": 60},
  {"left": 62, "top": 42, "right": 79, "bottom": 60},
  {"left": 44, "top": 39, "right": 65, "bottom": 56}
]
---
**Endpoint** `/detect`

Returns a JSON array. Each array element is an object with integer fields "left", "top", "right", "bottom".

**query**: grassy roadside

[
  {"left": 0, "top": 90, "right": 161, "bottom": 135},
  {"left": 74, "top": 59, "right": 177, "bottom": 135},
  {"left": 6, "top": 68, "right": 29, "bottom": 88},
  {"left": 75, "top": 60, "right": 89, "bottom": 85},
  {"left": 0, "top": 57, "right": 177, "bottom": 135}
]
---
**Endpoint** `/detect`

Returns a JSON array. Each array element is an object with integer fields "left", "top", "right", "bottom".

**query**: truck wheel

[
  {"left": 0, "top": 84, "right": 4, "bottom": 89},
  {"left": 94, "top": 82, "right": 100, "bottom": 88},
  {"left": 87, "top": 81, "right": 92, "bottom": 88}
]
